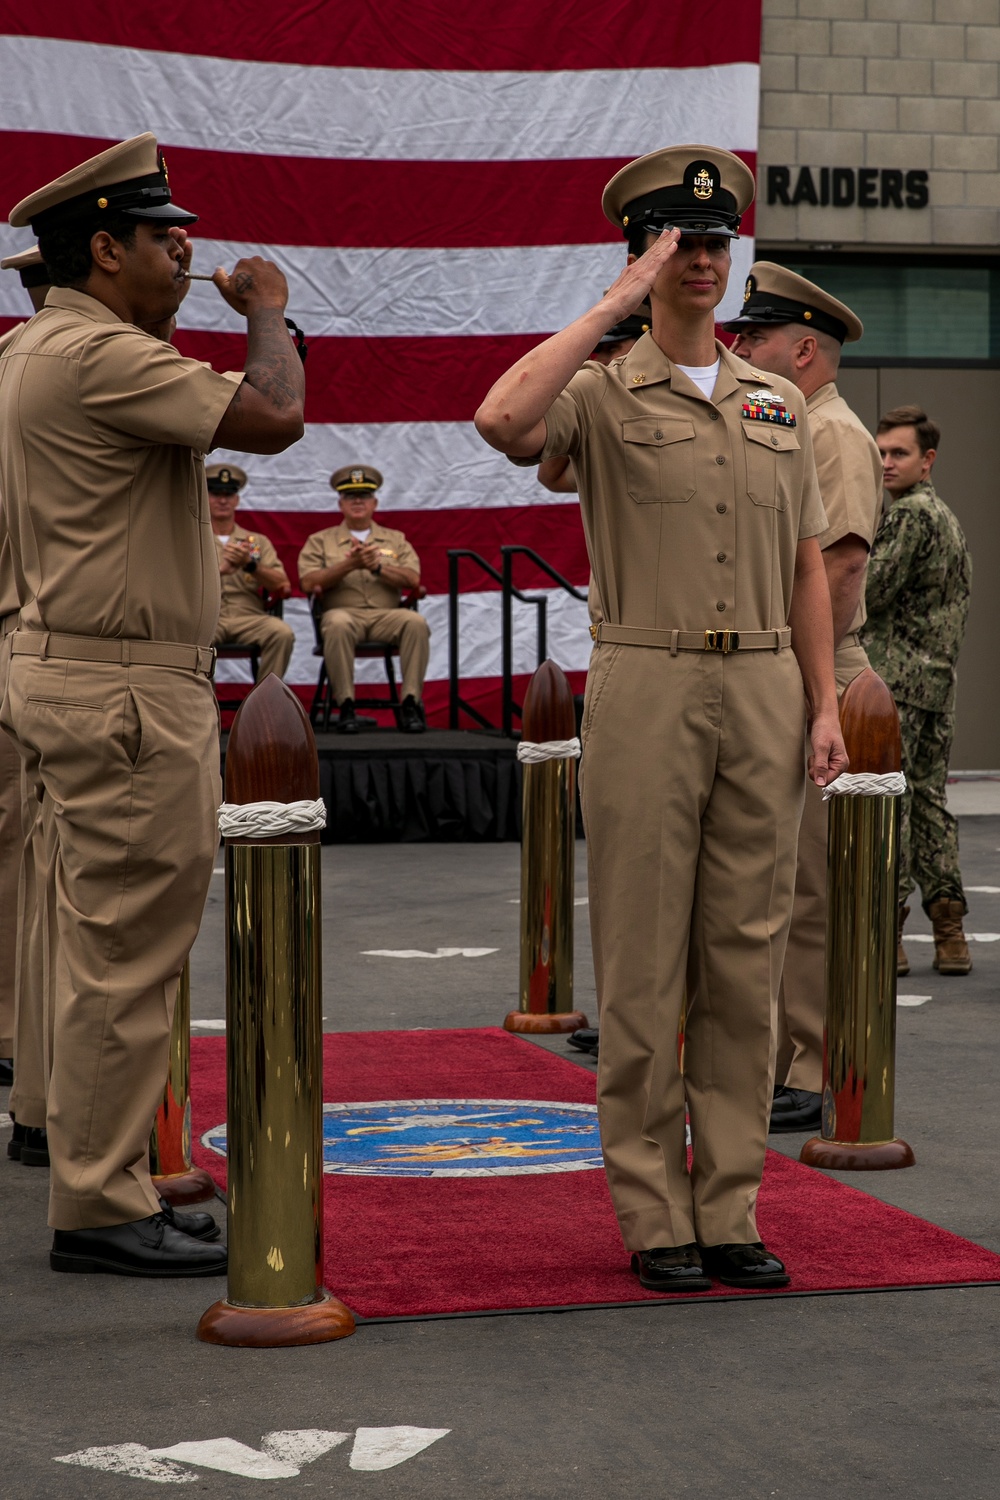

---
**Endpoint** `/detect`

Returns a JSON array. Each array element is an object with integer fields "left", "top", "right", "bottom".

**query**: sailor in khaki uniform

[
  {"left": 0, "top": 133, "right": 304, "bottom": 1275},
  {"left": 477, "top": 147, "right": 846, "bottom": 1291},
  {"left": 727, "top": 265, "right": 883, "bottom": 1134},
  {"left": 0, "top": 247, "right": 54, "bottom": 1148},
  {"left": 208, "top": 463, "right": 295, "bottom": 680},
  {"left": 298, "top": 466, "right": 430, "bottom": 734}
]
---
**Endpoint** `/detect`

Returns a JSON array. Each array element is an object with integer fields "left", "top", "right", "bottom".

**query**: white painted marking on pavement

[
  {"left": 0, "top": 1112, "right": 12, "bottom": 1129},
  {"left": 507, "top": 897, "right": 589, "bottom": 904},
  {"left": 191, "top": 1019, "right": 227, "bottom": 1030},
  {"left": 150, "top": 1439, "right": 295, "bottom": 1479},
  {"left": 54, "top": 1445, "right": 193, "bottom": 1483},
  {"left": 362, "top": 947, "right": 498, "bottom": 958},
  {"left": 967, "top": 886, "right": 1000, "bottom": 893},
  {"left": 349, "top": 1426, "right": 451, "bottom": 1470},
  {"left": 212, "top": 867, "right": 224, "bottom": 874},
  {"left": 261, "top": 1430, "right": 351, "bottom": 1466},
  {"left": 907, "top": 933, "right": 1000, "bottom": 942},
  {"left": 897, "top": 995, "right": 932, "bottom": 1007}
]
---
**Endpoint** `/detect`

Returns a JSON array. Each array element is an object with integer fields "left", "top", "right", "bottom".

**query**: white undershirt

[
  {"left": 217, "top": 534, "right": 230, "bottom": 545},
  {"left": 676, "top": 358, "right": 721, "bottom": 400},
  {"left": 349, "top": 528, "right": 372, "bottom": 542}
]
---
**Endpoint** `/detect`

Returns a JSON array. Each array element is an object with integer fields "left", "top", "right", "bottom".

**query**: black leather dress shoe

[
  {"left": 630, "top": 1244, "right": 712, "bottom": 1293},
  {"left": 399, "top": 695, "right": 426, "bottom": 733},
  {"left": 336, "top": 698, "right": 359, "bottom": 734},
  {"left": 0, "top": 1057, "right": 13, "bottom": 1087},
  {"left": 51, "top": 1213, "right": 228, "bottom": 1277},
  {"left": 567, "top": 1027, "right": 599, "bottom": 1055},
  {"left": 7, "top": 1121, "right": 26, "bottom": 1160},
  {"left": 769, "top": 1087, "right": 821, "bottom": 1134},
  {"left": 699, "top": 1242, "right": 790, "bottom": 1288},
  {"left": 158, "top": 1198, "right": 222, "bottom": 1242},
  {"left": 20, "top": 1127, "right": 49, "bottom": 1167}
]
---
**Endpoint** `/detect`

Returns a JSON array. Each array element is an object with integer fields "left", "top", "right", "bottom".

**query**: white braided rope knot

[
  {"left": 218, "top": 798, "right": 327, "bottom": 838},
  {"left": 822, "top": 772, "right": 907, "bottom": 802},
  {"left": 517, "top": 737, "right": 582, "bottom": 764}
]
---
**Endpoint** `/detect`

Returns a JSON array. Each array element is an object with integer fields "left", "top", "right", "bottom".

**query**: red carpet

[{"left": 190, "top": 1027, "right": 1000, "bottom": 1320}]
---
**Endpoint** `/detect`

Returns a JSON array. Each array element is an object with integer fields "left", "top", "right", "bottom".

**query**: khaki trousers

[
  {"left": 0, "top": 721, "right": 18, "bottom": 1058},
  {"left": 777, "top": 644, "right": 868, "bottom": 1093},
  {"left": 2, "top": 655, "right": 220, "bottom": 1229},
  {"left": 214, "top": 609, "right": 295, "bottom": 682},
  {"left": 581, "top": 644, "right": 806, "bottom": 1251},
  {"left": 320, "top": 607, "right": 431, "bottom": 703},
  {"left": 8, "top": 764, "right": 56, "bottom": 1128}
]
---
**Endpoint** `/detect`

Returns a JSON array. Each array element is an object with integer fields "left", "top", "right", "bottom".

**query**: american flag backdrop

[{"left": 0, "top": 6, "right": 761, "bottom": 725}]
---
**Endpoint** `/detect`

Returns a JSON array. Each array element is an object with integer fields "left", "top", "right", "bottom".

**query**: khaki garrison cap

[
  {"left": 724, "top": 261, "right": 864, "bottom": 344},
  {"left": 205, "top": 464, "right": 248, "bottom": 493},
  {"left": 0, "top": 244, "right": 49, "bottom": 290},
  {"left": 9, "top": 132, "right": 197, "bottom": 235},
  {"left": 331, "top": 465, "right": 383, "bottom": 494},
  {"left": 603, "top": 145, "right": 755, "bottom": 241}
]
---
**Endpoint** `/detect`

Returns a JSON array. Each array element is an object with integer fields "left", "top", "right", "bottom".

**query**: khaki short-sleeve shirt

[
  {"left": 216, "top": 521, "right": 285, "bottom": 620},
  {"left": 806, "top": 382, "right": 883, "bottom": 636},
  {"left": 0, "top": 288, "right": 243, "bottom": 645},
  {"left": 515, "top": 336, "right": 826, "bottom": 634},
  {"left": 298, "top": 519, "right": 420, "bottom": 612},
  {"left": 0, "top": 323, "right": 26, "bottom": 620}
]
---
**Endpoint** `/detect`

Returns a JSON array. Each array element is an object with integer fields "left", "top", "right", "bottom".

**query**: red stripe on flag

[
  {"left": 0, "top": 135, "right": 755, "bottom": 249},
  {"left": 0, "top": 136, "right": 755, "bottom": 250},
  {"left": 6, "top": 4, "right": 763, "bottom": 70},
  {"left": 239, "top": 507, "right": 590, "bottom": 596}
]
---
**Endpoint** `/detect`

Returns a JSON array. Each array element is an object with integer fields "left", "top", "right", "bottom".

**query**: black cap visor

[{"left": 723, "top": 296, "right": 847, "bottom": 343}]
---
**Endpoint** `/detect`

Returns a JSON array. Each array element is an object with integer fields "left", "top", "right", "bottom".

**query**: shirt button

[
  {"left": 716, "top": 503, "right": 727, "bottom": 514},
  {"left": 715, "top": 455, "right": 726, "bottom": 465},
  {"left": 654, "top": 429, "right": 663, "bottom": 439},
  {"left": 709, "top": 411, "right": 720, "bottom": 421},
  {"left": 716, "top": 601, "right": 727, "bottom": 612},
  {"left": 717, "top": 552, "right": 727, "bottom": 563},
  {"left": 770, "top": 435, "right": 779, "bottom": 447}
]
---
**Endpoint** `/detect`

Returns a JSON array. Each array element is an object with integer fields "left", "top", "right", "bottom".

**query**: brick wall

[{"left": 758, "top": 0, "right": 1000, "bottom": 247}]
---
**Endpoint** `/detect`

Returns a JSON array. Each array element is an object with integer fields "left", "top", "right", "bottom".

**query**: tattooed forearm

[{"left": 244, "top": 307, "right": 305, "bottom": 413}]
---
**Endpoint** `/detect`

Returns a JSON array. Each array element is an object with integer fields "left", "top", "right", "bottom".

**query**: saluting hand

[
  {"left": 599, "top": 228, "right": 681, "bottom": 324},
  {"left": 213, "top": 257, "right": 290, "bottom": 316}
]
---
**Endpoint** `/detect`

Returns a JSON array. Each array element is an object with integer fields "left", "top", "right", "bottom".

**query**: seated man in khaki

[
  {"left": 298, "top": 465, "right": 430, "bottom": 734},
  {"left": 208, "top": 464, "right": 295, "bottom": 681}
]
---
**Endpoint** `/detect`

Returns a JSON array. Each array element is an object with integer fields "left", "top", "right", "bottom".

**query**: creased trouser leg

[
  {"left": 3, "top": 657, "right": 220, "bottom": 1230},
  {"left": 215, "top": 612, "right": 296, "bottom": 682},
  {"left": 320, "top": 610, "right": 367, "bottom": 702},
  {"left": 583, "top": 645, "right": 805, "bottom": 1252},
  {"left": 0, "top": 723, "right": 19, "bottom": 1059}
]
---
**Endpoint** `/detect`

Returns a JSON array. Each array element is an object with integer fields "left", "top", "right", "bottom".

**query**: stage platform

[{"left": 222, "top": 727, "right": 522, "bottom": 842}]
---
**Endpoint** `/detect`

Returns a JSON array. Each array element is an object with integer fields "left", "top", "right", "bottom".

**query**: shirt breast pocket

[
  {"left": 622, "top": 418, "right": 696, "bottom": 505},
  {"left": 743, "top": 423, "right": 800, "bottom": 510}
]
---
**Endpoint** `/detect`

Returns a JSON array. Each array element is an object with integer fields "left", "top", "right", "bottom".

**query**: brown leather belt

[
  {"left": 11, "top": 631, "right": 217, "bottom": 679},
  {"left": 591, "top": 624, "right": 791, "bottom": 654}
]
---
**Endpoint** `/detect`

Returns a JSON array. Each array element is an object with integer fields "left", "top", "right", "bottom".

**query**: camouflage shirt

[{"left": 861, "top": 479, "right": 971, "bottom": 713}]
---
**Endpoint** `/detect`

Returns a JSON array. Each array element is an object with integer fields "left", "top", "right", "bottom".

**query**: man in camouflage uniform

[{"left": 862, "top": 405, "right": 972, "bottom": 976}]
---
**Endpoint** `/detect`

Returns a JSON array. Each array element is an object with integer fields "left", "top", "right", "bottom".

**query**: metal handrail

[
  {"left": 500, "top": 547, "right": 588, "bottom": 736},
  {"left": 447, "top": 549, "right": 546, "bottom": 731}
]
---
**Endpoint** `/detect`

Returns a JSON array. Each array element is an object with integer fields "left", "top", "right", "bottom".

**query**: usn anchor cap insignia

[
  {"left": 693, "top": 166, "right": 714, "bottom": 201},
  {"left": 743, "top": 274, "right": 755, "bottom": 305}
]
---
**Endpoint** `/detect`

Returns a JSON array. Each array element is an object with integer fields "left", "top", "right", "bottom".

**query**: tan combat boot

[
  {"left": 929, "top": 898, "right": 973, "bottom": 975},
  {"left": 897, "top": 904, "right": 910, "bottom": 977}
]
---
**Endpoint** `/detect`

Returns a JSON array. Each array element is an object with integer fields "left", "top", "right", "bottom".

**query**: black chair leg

[{"left": 383, "top": 649, "right": 402, "bottom": 729}]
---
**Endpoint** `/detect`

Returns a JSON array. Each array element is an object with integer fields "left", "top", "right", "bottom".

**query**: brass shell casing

[
  {"left": 150, "top": 961, "right": 192, "bottom": 1178},
  {"left": 515, "top": 758, "right": 580, "bottom": 1023},
  {"left": 225, "top": 843, "right": 324, "bottom": 1309}
]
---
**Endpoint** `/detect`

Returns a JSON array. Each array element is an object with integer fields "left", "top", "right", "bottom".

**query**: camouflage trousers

[{"left": 897, "top": 702, "right": 965, "bottom": 913}]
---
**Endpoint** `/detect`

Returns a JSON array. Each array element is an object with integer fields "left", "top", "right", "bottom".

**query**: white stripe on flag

[
  {"left": 0, "top": 230, "right": 755, "bottom": 334},
  {"left": 214, "top": 588, "right": 593, "bottom": 688},
  {"left": 211, "top": 422, "right": 575, "bottom": 512},
  {"left": 0, "top": 39, "right": 759, "bottom": 161}
]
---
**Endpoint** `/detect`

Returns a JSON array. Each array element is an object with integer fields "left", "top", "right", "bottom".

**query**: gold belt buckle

[{"left": 704, "top": 629, "right": 740, "bottom": 654}]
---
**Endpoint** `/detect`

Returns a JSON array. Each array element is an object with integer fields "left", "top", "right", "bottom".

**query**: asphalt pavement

[{"left": 2, "top": 794, "right": 999, "bottom": 1499}]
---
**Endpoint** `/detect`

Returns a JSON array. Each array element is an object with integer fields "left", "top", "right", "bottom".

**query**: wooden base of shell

[
  {"left": 152, "top": 1167, "right": 217, "bottom": 1206},
  {"left": 800, "top": 1137, "right": 916, "bottom": 1171},
  {"left": 503, "top": 1010, "right": 589, "bottom": 1034},
  {"left": 197, "top": 1288, "right": 356, "bottom": 1347}
]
